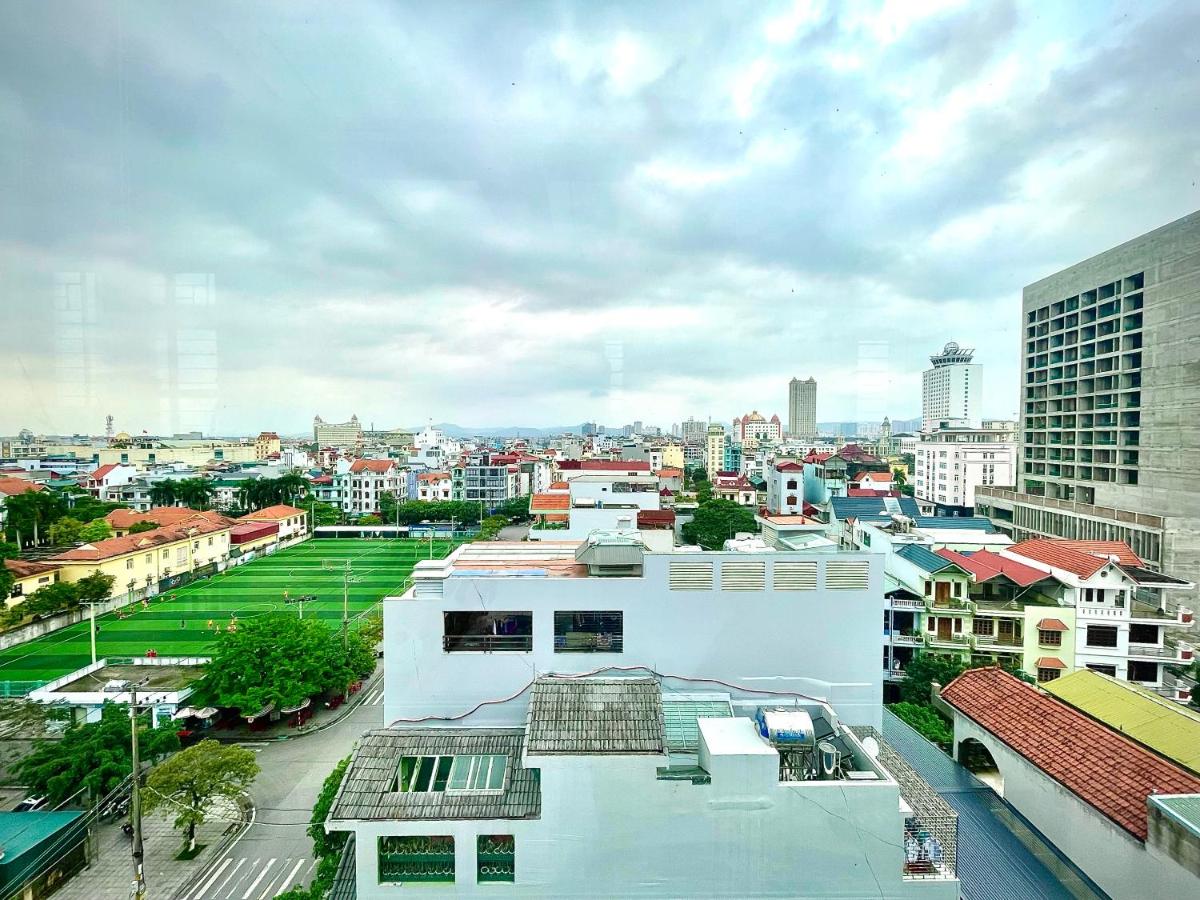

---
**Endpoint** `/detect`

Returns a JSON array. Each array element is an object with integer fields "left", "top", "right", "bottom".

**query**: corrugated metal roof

[
  {"left": 881, "top": 709, "right": 1108, "bottom": 900},
  {"left": 1044, "top": 670, "right": 1200, "bottom": 775},
  {"left": 1151, "top": 795, "right": 1200, "bottom": 838},
  {"left": 661, "top": 693, "right": 732, "bottom": 751},
  {"left": 830, "top": 496, "right": 920, "bottom": 520},
  {"left": 896, "top": 543, "right": 959, "bottom": 574},
  {"left": 527, "top": 677, "right": 664, "bottom": 755}
]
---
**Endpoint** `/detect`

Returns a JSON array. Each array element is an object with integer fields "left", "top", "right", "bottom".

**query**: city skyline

[{"left": 3, "top": 2, "right": 1199, "bottom": 433}]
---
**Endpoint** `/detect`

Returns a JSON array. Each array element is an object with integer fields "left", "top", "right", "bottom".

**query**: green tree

[
  {"left": 898, "top": 653, "right": 967, "bottom": 706},
  {"left": 75, "top": 570, "right": 115, "bottom": 603},
  {"left": 695, "top": 479, "right": 713, "bottom": 503},
  {"left": 48, "top": 517, "right": 84, "bottom": 545},
  {"left": 143, "top": 740, "right": 260, "bottom": 851},
  {"left": 62, "top": 492, "right": 127, "bottom": 523},
  {"left": 303, "top": 500, "right": 341, "bottom": 527},
  {"left": 889, "top": 702, "right": 953, "bottom": 746},
  {"left": 16, "top": 705, "right": 179, "bottom": 805},
  {"left": 477, "top": 515, "right": 507, "bottom": 540},
  {"left": 680, "top": 499, "right": 757, "bottom": 550},
  {"left": 0, "top": 541, "right": 17, "bottom": 606},
  {"left": 196, "top": 613, "right": 362, "bottom": 716},
  {"left": 78, "top": 519, "right": 113, "bottom": 542},
  {"left": 495, "top": 495, "right": 532, "bottom": 522},
  {"left": 149, "top": 481, "right": 179, "bottom": 507},
  {"left": 4, "top": 490, "right": 66, "bottom": 546},
  {"left": 357, "top": 612, "right": 383, "bottom": 649},
  {"left": 891, "top": 468, "right": 907, "bottom": 487},
  {"left": 175, "top": 478, "right": 216, "bottom": 511},
  {"left": 359, "top": 514, "right": 382, "bottom": 525},
  {"left": 128, "top": 521, "right": 160, "bottom": 534}
]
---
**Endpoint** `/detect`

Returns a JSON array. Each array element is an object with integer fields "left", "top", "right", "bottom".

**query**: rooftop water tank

[{"left": 754, "top": 708, "right": 816, "bottom": 747}]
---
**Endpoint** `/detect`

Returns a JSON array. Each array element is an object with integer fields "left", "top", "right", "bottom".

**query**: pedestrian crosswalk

[
  {"left": 363, "top": 687, "right": 384, "bottom": 706},
  {"left": 191, "top": 855, "right": 315, "bottom": 899}
]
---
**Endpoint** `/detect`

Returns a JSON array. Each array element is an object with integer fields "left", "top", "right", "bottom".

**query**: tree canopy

[
  {"left": 0, "top": 541, "right": 18, "bottom": 600},
  {"left": 128, "top": 521, "right": 160, "bottom": 534},
  {"left": 238, "top": 474, "right": 310, "bottom": 512},
  {"left": 16, "top": 704, "right": 179, "bottom": 804},
  {"left": 195, "top": 612, "right": 373, "bottom": 716},
  {"left": 1, "top": 570, "right": 115, "bottom": 627},
  {"left": 3, "top": 490, "right": 66, "bottom": 546},
  {"left": 143, "top": 739, "right": 259, "bottom": 850},
  {"left": 680, "top": 499, "right": 758, "bottom": 550},
  {"left": 378, "top": 495, "right": 483, "bottom": 526}
]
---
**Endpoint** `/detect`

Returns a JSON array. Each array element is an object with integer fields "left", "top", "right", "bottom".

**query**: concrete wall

[
  {"left": 952, "top": 714, "right": 1198, "bottom": 898},
  {"left": 343, "top": 745, "right": 955, "bottom": 899},
  {"left": 384, "top": 551, "right": 886, "bottom": 729}
]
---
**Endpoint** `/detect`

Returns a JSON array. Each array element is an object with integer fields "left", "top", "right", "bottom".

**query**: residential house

[
  {"left": 711, "top": 471, "right": 756, "bottom": 506},
  {"left": 765, "top": 461, "right": 806, "bottom": 515},
  {"left": 254, "top": 431, "right": 281, "bottom": 460},
  {"left": 240, "top": 504, "right": 309, "bottom": 542},
  {"left": 346, "top": 459, "right": 406, "bottom": 517},
  {"left": 80, "top": 464, "right": 138, "bottom": 499},
  {"left": 941, "top": 667, "right": 1200, "bottom": 899},
  {"left": 4, "top": 559, "right": 60, "bottom": 604},
  {"left": 416, "top": 472, "right": 453, "bottom": 502}
]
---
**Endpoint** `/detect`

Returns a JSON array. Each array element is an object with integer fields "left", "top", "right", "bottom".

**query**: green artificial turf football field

[{"left": 0, "top": 538, "right": 457, "bottom": 687}]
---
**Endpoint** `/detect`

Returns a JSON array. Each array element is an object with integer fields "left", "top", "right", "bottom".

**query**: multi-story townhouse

[
  {"left": 345, "top": 459, "right": 406, "bottom": 517},
  {"left": 415, "top": 471, "right": 452, "bottom": 502},
  {"left": 450, "top": 453, "right": 520, "bottom": 510}
]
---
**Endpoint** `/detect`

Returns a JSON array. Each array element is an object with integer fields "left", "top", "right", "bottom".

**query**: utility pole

[
  {"left": 88, "top": 602, "right": 98, "bottom": 665},
  {"left": 129, "top": 682, "right": 146, "bottom": 899},
  {"left": 342, "top": 562, "right": 350, "bottom": 651}
]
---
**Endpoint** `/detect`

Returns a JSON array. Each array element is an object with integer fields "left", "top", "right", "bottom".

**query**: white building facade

[
  {"left": 921, "top": 343, "right": 981, "bottom": 432},
  {"left": 914, "top": 423, "right": 1016, "bottom": 516}
]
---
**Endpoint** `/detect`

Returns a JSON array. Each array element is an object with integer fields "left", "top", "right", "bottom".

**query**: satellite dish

[{"left": 862, "top": 735, "right": 880, "bottom": 759}]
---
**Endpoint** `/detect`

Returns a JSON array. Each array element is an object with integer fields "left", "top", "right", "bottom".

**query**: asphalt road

[{"left": 175, "top": 682, "right": 385, "bottom": 899}]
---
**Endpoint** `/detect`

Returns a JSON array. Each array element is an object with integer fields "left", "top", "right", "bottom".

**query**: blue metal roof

[
  {"left": 882, "top": 709, "right": 1109, "bottom": 900},
  {"left": 830, "top": 496, "right": 920, "bottom": 520},
  {"left": 913, "top": 516, "right": 997, "bottom": 531},
  {"left": 896, "top": 543, "right": 956, "bottom": 573}
]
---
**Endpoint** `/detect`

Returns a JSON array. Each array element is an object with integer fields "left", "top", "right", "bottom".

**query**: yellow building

[
  {"left": 49, "top": 519, "right": 231, "bottom": 600},
  {"left": 4, "top": 560, "right": 60, "bottom": 606},
  {"left": 660, "top": 445, "right": 685, "bottom": 469},
  {"left": 254, "top": 431, "right": 281, "bottom": 460},
  {"left": 40, "top": 442, "right": 257, "bottom": 468}
]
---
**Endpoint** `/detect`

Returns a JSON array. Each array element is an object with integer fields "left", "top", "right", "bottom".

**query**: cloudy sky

[{"left": 2, "top": 0, "right": 1197, "bottom": 436}]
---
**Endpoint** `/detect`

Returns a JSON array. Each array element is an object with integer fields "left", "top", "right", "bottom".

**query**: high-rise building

[
  {"left": 705, "top": 424, "right": 725, "bottom": 476},
  {"left": 788, "top": 377, "right": 817, "bottom": 440},
  {"left": 681, "top": 417, "right": 708, "bottom": 444},
  {"left": 974, "top": 210, "right": 1200, "bottom": 619},
  {"left": 313, "top": 414, "right": 363, "bottom": 448},
  {"left": 921, "top": 344, "right": 981, "bottom": 432}
]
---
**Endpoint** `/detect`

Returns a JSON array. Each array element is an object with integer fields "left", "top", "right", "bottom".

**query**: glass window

[
  {"left": 554, "top": 611, "right": 623, "bottom": 652},
  {"left": 1086, "top": 625, "right": 1118, "bottom": 648},
  {"left": 397, "top": 755, "right": 507, "bottom": 793},
  {"left": 1038, "top": 629, "right": 1062, "bottom": 647}
]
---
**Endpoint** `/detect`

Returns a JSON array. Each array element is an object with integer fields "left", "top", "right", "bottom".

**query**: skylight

[{"left": 395, "top": 754, "right": 508, "bottom": 793}]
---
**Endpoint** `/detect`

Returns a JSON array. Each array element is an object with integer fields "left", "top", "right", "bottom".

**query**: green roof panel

[{"left": 662, "top": 693, "right": 733, "bottom": 751}]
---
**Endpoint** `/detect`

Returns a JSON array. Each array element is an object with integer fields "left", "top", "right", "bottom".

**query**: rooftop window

[{"left": 395, "top": 754, "right": 508, "bottom": 794}]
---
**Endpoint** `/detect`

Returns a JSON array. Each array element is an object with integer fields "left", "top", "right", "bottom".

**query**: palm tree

[
  {"left": 4, "top": 491, "right": 64, "bottom": 546},
  {"left": 149, "top": 481, "right": 178, "bottom": 508},
  {"left": 176, "top": 478, "right": 215, "bottom": 511},
  {"left": 275, "top": 474, "right": 309, "bottom": 505}
]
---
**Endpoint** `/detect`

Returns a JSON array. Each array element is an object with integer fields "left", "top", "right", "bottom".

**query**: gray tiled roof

[
  {"left": 329, "top": 728, "right": 541, "bottom": 822},
  {"left": 526, "top": 677, "right": 665, "bottom": 755},
  {"left": 327, "top": 834, "right": 357, "bottom": 900}
]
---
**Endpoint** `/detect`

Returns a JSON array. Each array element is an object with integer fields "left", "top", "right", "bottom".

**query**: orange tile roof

[
  {"left": 241, "top": 504, "right": 305, "bottom": 521},
  {"left": 1007, "top": 539, "right": 1109, "bottom": 578},
  {"left": 656, "top": 468, "right": 683, "bottom": 478},
  {"left": 936, "top": 548, "right": 1049, "bottom": 587},
  {"left": 530, "top": 493, "right": 570, "bottom": 512},
  {"left": 416, "top": 472, "right": 450, "bottom": 483},
  {"left": 4, "top": 559, "right": 59, "bottom": 579},
  {"left": 349, "top": 459, "right": 395, "bottom": 474},
  {"left": 1036, "top": 618, "right": 1069, "bottom": 632},
  {"left": 1034, "top": 656, "right": 1067, "bottom": 669},
  {"left": 636, "top": 509, "right": 676, "bottom": 529},
  {"left": 0, "top": 477, "right": 44, "bottom": 497},
  {"left": 51, "top": 518, "right": 230, "bottom": 562},
  {"left": 106, "top": 507, "right": 232, "bottom": 530},
  {"left": 1053, "top": 540, "right": 1143, "bottom": 567},
  {"left": 941, "top": 667, "right": 1200, "bottom": 840},
  {"left": 548, "top": 481, "right": 569, "bottom": 490},
  {"left": 855, "top": 471, "right": 892, "bottom": 483}
]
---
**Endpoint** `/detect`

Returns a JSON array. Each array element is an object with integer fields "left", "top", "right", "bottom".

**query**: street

[{"left": 176, "top": 681, "right": 386, "bottom": 899}]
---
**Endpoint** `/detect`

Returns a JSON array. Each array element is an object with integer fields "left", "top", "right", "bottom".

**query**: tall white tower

[{"left": 921, "top": 342, "right": 981, "bottom": 431}]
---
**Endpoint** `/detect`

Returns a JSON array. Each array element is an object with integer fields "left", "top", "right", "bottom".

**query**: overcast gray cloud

[{"left": 2, "top": 0, "right": 1198, "bottom": 435}]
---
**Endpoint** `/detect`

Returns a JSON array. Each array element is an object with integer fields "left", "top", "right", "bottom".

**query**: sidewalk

[{"left": 55, "top": 801, "right": 239, "bottom": 900}]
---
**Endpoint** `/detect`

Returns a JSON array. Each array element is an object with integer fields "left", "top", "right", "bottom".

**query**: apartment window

[
  {"left": 1037, "top": 667, "right": 1061, "bottom": 683},
  {"left": 478, "top": 835, "right": 515, "bottom": 884},
  {"left": 1127, "top": 660, "right": 1158, "bottom": 683},
  {"left": 379, "top": 836, "right": 454, "bottom": 884},
  {"left": 1086, "top": 664, "right": 1117, "bottom": 677},
  {"left": 145, "top": 553, "right": 152, "bottom": 563},
  {"left": 126, "top": 559, "right": 134, "bottom": 570},
  {"left": 786, "top": 479, "right": 798, "bottom": 490},
  {"left": 162, "top": 550, "right": 169, "bottom": 559},
  {"left": 1086, "top": 625, "right": 1119, "bottom": 648},
  {"left": 554, "top": 611, "right": 623, "bottom": 652},
  {"left": 208, "top": 537, "right": 214, "bottom": 546},
  {"left": 1038, "top": 629, "right": 1062, "bottom": 647},
  {"left": 1129, "top": 623, "right": 1159, "bottom": 645},
  {"left": 443, "top": 612, "right": 532, "bottom": 652},
  {"left": 972, "top": 619, "right": 994, "bottom": 637}
]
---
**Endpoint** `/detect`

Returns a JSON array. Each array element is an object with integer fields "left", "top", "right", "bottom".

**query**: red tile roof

[
  {"left": 1007, "top": 539, "right": 1110, "bottom": 578},
  {"left": 557, "top": 460, "right": 651, "bottom": 472},
  {"left": 530, "top": 493, "right": 570, "bottom": 512},
  {"left": 4, "top": 559, "right": 59, "bottom": 579},
  {"left": 935, "top": 548, "right": 1049, "bottom": 587},
  {"left": 416, "top": 472, "right": 450, "bottom": 483},
  {"left": 847, "top": 488, "right": 900, "bottom": 498},
  {"left": 1036, "top": 618, "right": 1069, "bottom": 632},
  {"left": 775, "top": 461, "right": 804, "bottom": 472},
  {"left": 854, "top": 471, "right": 892, "bottom": 483},
  {"left": 349, "top": 459, "right": 396, "bottom": 474},
  {"left": 655, "top": 468, "right": 683, "bottom": 478},
  {"left": 1053, "top": 540, "right": 1143, "bottom": 567},
  {"left": 0, "top": 477, "right": 45, "bottom": 497},
  {"left": 941, "top": 667, "right": 1200, "bottom": 840},
  {"left": 636, "top": 509, "right": 676, "bottom": 529},
  {"left": 106, "top": 507, "right": 232, "bottom": 530},
  {"left": 88, "top": 463, "right": 120, "bottom": 481},
  {"left": 548, "top": 481, "right": 569, "bottom": 490},
  {"left": 241, "top": 504, "right": 305, "bottom": 521},
  {"left": 51, "top": 518, "right": 230, "bottom": 562},
  {"left": 1034, "top": 656, "right": 1067, "bottom": 669}
]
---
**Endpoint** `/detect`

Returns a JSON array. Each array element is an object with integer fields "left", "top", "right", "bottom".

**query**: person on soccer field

[
  {"left": 207, "top": 619, "right": 214, "bottom": 629},
  {"left": 180, "top": 619, "right": 186, "bottom": 628}
]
